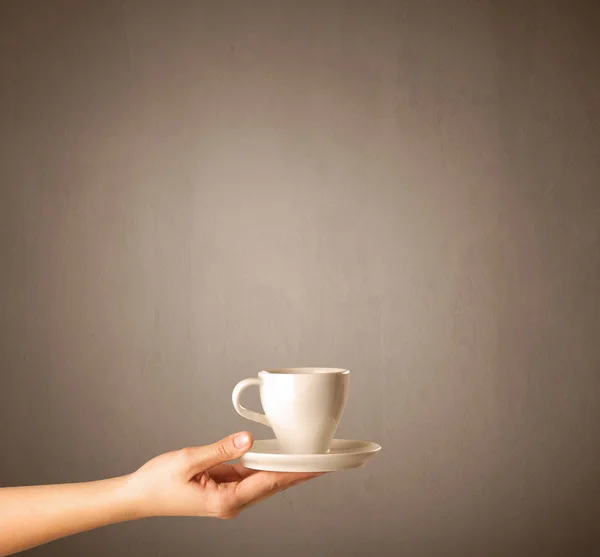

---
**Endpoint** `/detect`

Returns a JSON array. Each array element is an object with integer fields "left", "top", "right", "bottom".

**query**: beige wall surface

[{"left": 1, "top": 1, "right": 599, "bottom": 556}]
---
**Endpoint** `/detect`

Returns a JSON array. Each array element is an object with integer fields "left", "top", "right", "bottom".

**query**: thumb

[{"left": 185, "top": 431, "right": 253, "bottom": 474}]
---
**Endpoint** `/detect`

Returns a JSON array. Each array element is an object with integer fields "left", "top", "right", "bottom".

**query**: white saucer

[{"left": 240, "top": 439, "right": 382, "bottom": 472}]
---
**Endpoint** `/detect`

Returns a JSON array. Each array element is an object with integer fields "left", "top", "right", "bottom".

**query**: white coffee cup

[{"left": 232, "top": 367, "right": 350, "bottom": 454}]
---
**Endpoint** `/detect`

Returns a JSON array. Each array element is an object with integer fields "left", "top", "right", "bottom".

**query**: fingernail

[{"left": 234, "top": 432, "right": 251, "bottom": 449}]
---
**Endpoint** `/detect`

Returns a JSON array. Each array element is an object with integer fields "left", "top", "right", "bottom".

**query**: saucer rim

[
  {"left": 246, "top": 438, "right": 382, "bottom": 457},
  {"left": 239, "top": 438, "right": 382, "bottom": 473}
]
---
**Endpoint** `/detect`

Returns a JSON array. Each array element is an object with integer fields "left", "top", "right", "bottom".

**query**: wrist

[
  {"left": 111, "top": 474, "right": 148, "bottom": 521},
  {"left": 120, "top": 472, "right": 161, "bottom": 520}
]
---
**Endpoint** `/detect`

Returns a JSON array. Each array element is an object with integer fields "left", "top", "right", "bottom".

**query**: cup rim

[{"left": 260, "top": 367, "right": 350, "bottom": 376}]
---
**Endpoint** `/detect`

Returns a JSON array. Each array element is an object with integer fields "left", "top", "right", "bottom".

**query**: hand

[{"left": 125, "top": 431, "right": 322, "bottom": 519}]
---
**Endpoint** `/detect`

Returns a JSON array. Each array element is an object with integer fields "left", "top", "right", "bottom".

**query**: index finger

[{"left": 234, "top": 471, "right": 323, "bottom": 506}]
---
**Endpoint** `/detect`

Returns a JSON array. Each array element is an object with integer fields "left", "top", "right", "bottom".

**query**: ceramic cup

[{"left": 232, "top": 368, "right": 350, "bottom": 454}]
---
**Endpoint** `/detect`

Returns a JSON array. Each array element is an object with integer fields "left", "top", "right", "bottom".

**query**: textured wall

[{"left": 1, "top": 1, "right": 599, "bottom": 556}]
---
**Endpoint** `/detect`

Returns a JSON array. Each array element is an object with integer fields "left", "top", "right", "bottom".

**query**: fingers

[
  {"left": 231, "top": 463, "right": 259, "bottom": 480},
  {"left": 234, "top": 471, "right": 323, "bottom": 507},
  {"left": 182, "top": 432, "right": 253, "bottom": 476},
  {"left": 205, "top": 463, "right": 258, "bottom": 483},
  {"left": 236, "top": 474, "right": 320, "bottom": 513}
]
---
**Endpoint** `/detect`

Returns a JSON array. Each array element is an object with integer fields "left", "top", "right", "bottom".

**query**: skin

[{"left": 0, "top": 431, "right": 322, "bottom": 556}]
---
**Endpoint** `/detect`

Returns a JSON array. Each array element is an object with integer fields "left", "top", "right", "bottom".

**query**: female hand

[{"left": 126, "top": 431, "right": 321, "bottom": 519}]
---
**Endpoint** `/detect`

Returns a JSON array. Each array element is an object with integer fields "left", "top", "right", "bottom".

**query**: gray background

[{"left": 1, "top": 1, "right": 599, "bottom": 556}]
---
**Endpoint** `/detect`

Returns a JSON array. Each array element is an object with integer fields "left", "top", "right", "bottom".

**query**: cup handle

[{"left": 232, "top": 378, "right": 270, "bottom": 427}]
